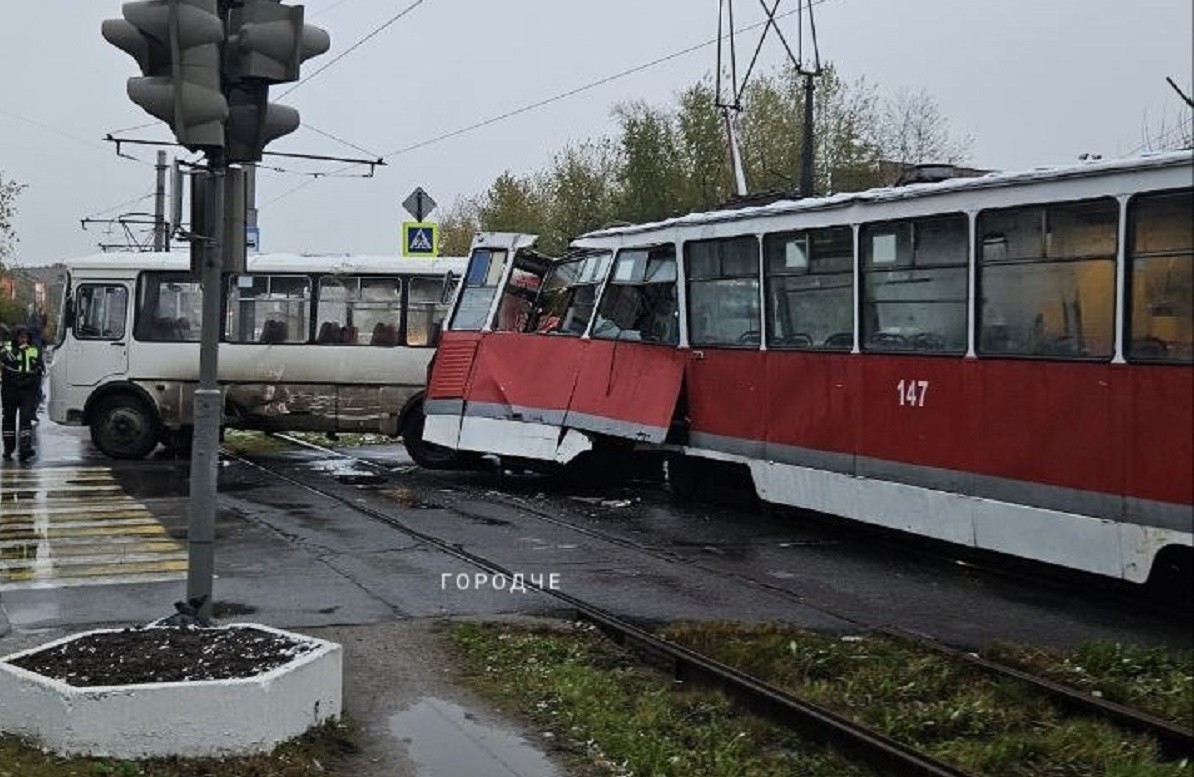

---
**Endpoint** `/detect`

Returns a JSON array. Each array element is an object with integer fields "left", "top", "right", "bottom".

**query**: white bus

[{"left": 48, "top": 252, "right": 465, "bottom": 459}]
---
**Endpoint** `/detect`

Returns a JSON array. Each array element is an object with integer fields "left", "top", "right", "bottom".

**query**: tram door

[{"left": 61, "top": 281, "right": 131, "bottom": 388}]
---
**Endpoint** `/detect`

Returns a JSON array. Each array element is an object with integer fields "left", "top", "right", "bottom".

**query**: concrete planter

[{"left": 0, "top": 623, "right": 342, "bottom": 759}]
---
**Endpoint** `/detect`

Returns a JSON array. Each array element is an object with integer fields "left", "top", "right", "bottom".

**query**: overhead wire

[
  {"left": 276, "top": 0, "right": 431, "bottom": 99},
  {"left": 262, "top": 2, "right": 828, "bottom": 209}
]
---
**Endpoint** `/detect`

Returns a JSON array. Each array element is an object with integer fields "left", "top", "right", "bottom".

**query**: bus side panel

[
  {"left": 1128, "top": 365, "right": 1193, "bottom": 507},
  {"left": 463, "top": 332, "right": 584, "bottom": 421},
  {"left": 973, "top": 361, "right": 1121, "bottom": 497},
  {"left": 762, "top": 351, "right": 854, "bottom": 463},
  {"left": 684, "top": 349, "right": 766, "bottom": 457},
  {"left": 566, "top": 341, "right": 685, "bottom": 443},
  {"left": 855, "top": 355, "right": 978, "bottom": 492}
]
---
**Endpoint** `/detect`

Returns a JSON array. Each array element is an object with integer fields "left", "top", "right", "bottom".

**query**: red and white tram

[{"left": 417, "top": 152, "right": 1193, "bottom": 586}]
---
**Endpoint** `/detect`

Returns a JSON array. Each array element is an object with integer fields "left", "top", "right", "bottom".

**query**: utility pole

[
  {"left": 154, "top": 150, "right": 169, "bottom": 251},
  {"left": 799, "top": 73, "right": 816, "bottom": 198}
]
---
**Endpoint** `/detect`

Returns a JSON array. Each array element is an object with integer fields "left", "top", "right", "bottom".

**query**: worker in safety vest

[{"left": 1, "top": 324, "right": 45, "bottom": 462}]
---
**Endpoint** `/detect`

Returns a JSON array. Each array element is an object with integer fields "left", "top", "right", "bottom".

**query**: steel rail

[
  {"left": 228, "top": 445, "right": 975, "bottom": 777},
  {"left": 232, "top": 439, "right": 1190, "bottom": 771},
  {"left": 881, "top": 627, "right": 1194, "bottom": 761}
]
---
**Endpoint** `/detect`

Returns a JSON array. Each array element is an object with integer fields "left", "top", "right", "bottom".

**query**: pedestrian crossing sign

[{"left": 402, "top": 221, "right": 439, "bottom": 257}]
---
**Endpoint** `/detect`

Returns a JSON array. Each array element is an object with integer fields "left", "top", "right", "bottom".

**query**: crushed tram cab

[{"left": 410, "top": 153, "right": 1193, "bottom": 588}]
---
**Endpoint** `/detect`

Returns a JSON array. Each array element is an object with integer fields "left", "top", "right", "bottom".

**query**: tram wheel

[
  {"left": 401, "top": 404, "right": 465, "bottom": 469},
  {"left": 90, "top": 394, "right": 161, "bottom": 460}
]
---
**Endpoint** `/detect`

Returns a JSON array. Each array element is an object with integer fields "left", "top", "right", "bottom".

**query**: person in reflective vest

[{"left": 1, "top": 325, "right": 45, "bottom": 462}]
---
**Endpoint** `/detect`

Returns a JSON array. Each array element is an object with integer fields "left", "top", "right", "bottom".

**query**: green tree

[
  {"left": 462, "top": 62, "right": 972, "bottom": 244},
  {"left": 674, "top": 82, "right": 734, "bottom": 211},
  {"left": 543, "top": 139, "right": 620, "bottom": 252},
  {"left": 612, "top": 101, "right": 686, "bottom": 223},
  {"left": 477, "top": 171, "right": 551, "bottom": 241},
  {"left": 438, "top": 196, "right": 482, "bottom": 257}
]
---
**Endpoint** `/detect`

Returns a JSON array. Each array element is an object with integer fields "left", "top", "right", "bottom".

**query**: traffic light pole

[{"left": 186, "top": 150, "right": 226, "bottom": 623}]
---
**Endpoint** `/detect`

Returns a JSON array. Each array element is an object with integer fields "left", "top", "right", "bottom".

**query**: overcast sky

[{"left": 1, "top": 0, "right": 1191, "bottom": 267}]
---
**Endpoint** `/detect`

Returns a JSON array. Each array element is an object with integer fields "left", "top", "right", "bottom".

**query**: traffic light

[
  {"left": 102, "top": 0, "right": 227, "bottom": 150},
  {"left": 224, "top": 84, "right": 299, "bottom": 163},
  {"left": 226, "top": 0, "right": 331, "bottom": 84},
  {"left": 224, "top": 0, "right": 330, "bottom": 162}
]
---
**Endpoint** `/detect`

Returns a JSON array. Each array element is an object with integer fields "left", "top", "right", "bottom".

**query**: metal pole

[
  {"left": 186, "top": 151, "right": 226, "bottom": 623},
  {"left": 799, "top": 72, "right": 816, "bottom": 198},
  {"left": 154, "top": 150, "right": 168, "bottom": 251}
]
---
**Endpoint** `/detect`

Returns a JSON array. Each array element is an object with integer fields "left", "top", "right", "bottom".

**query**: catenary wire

[{"left": 261, "top": 2, "right": 825, "bottom": 209}]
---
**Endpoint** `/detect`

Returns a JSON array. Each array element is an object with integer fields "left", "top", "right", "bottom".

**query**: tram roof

[
  {"left": 60, "top": 252, "right": 468, "bottom": 276},
  {"left": 578, "top": 151, "right": 1193, "bottom": 240}
]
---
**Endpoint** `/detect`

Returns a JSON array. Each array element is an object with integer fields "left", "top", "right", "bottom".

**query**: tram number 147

[{"left": 897, "top": 379, "right": 930, "bottom": 407}]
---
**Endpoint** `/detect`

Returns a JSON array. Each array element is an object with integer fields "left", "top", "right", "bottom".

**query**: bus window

[
  {"left": 765, "top": 226, "right": 853, "bottom": 349},
  {"left": 406, "top": 276, "right": 452, "bottom": 346},
  {"left": 862, "top": 214, "right": 968, "bottom": 354},
  {"left": 316, "top": 276, "right": 403, "bottom": 346},
  {"left": 978, "top": 198, "right": 1117, "bottom": 358},
  {"left": 527, "top": 251, "right": 611, "bottom": 336},
  {"left": 685, "top": 236, "right": 760, "bottom": 347},
  {"left": 135, "top": 273, "right": 201, "bottom": 342},
  {"left": 591, "top": 245, "right": 678, "bottom": 344},
  {"left": 1127, "top": 189, "right": 1193, "bottom": 363},
  {"left": 74, "top": 284, "right": 129, "bottom": 340},
  {"left": 227, "top": 274, "right": 311, "bottom": 344},
  {"left": 450, "top": 248, "right": 508, "bottom": 331}
]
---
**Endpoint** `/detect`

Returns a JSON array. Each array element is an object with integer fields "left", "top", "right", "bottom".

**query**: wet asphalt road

[{"left": 3, "top": 419, "right": 1190, "bottom": 654}]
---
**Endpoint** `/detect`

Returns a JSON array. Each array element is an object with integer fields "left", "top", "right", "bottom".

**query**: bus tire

[
  {"left": 90, "top": 394, "right": 161, "bottom": 460},
  {"left": 401, "top": 404, "right": 464, "bottom": 470}
]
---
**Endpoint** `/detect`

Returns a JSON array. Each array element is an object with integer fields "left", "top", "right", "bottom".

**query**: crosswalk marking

[{"left": 0, "top": 466, "right": 187, "bottom": 591}]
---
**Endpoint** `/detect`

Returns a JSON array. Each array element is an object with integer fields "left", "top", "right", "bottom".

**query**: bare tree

[
  {"left": 0, "top": 172, "right": 25, "bottom": 268},
  {"left": 876, "top": 87, "right": 973, "bottom": 176}
]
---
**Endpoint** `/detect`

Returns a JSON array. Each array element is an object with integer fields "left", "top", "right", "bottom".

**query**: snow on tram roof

[
  {"left": 60, "top": 252, "right": 467, "bottom": 275},
  {"left": 580, "top": 150, "right": 1193, "bottom": 239}
]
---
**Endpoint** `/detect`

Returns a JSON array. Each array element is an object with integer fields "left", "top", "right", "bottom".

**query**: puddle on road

[
  {"left": 389, "top": 697, "right": 562, "bottom": 777},
  {"left": 304, "top": 458, "right": 388, "bottom": 486}
]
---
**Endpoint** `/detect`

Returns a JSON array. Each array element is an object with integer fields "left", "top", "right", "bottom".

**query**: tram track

[{"left": 225, "top": 438, "right": 1193, "bottom": 774}]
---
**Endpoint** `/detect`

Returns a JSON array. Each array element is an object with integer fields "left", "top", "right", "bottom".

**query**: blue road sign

[{"left": 402, "top": 221, "right": 439, "bottom": 257}]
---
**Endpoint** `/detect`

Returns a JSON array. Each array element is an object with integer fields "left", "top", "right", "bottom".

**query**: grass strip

[{"left": 662, "top": 622, "right": 1192, "bottom": 777}]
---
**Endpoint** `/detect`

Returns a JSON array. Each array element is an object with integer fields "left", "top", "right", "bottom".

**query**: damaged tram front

[{"left": 418, "top": 232, "right": 685, "bottom": 471}]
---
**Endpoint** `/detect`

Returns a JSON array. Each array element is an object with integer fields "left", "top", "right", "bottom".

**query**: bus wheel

[
  {"left": 401, "top": 404, "right": 463, "bottom": 470},
  {"left": 90, "top": 395, "right": 160, "bottom": 460}
]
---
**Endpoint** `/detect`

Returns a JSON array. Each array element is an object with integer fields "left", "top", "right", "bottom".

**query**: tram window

[
  {"left": 450, "top": 248, "right": 511, "bottom": 331},
  {"left": 685, "top": 236, "right": 760, "bottom": 347},
  {"left": 764, "top": 226, "right": 853, "bottom": 350},
  {"left": 226, "top": 274, "right": 311, "bottom": 344},
  {"left": 527, "top": 252, "right": 611, "bottom": 336},
  {"left": 978, "top": 198, "right": 1117, "bottom": 359},
  {"left": 74, "top": 284, "right": 128, "bottom": 341},
  {"left": 135, "top": 273, "right": 201, "bottom": 342},
  {"left": 406, "top": 276, "right": 451, "bottom": 347},
  {"left": 862, "top": 215, "right": 967, "bottom": 354},
  {"left": 1127, "top": 189, "right": 1193, "bottom": 363},
  {"left": 591, "top": 245, "right": 679, "bottom": 344}
]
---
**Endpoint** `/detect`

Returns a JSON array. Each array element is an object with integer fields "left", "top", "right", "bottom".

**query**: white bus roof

[{"left": 60, "top": 252, "right": 468, "bottom": 276}]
